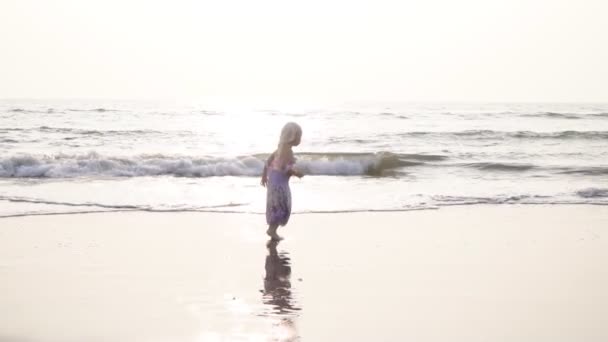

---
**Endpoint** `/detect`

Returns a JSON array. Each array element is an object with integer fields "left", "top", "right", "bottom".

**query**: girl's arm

[
  {"left": 288, "top": 162, "right": 304, "bottom": 178},
  {"left": 261, "top": 164, "right": 268, "bottom": 187},
  {"left": 287, "top": 152, "right": 303, "bottom": 178},
  {"left": 261, "top": 153, "right": 275, "bottom": 187},
  {"left": 289, "top": 168, "right": 304, "bottom": 178}
]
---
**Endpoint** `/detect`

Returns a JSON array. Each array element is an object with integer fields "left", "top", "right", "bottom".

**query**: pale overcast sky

[{"left": 1, "top": 0, "right": 607, "bottom": 102}]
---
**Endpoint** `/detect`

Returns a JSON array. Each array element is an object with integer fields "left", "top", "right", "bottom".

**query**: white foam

[
  {"left": 0, "top": 152, "right": 396, "bottom": 178},
  {"left": 297, "top": 158, "right": 376, "bottom": 176}
]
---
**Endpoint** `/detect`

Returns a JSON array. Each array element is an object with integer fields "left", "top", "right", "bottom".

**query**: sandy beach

[
  {"left": 3, "top": 0, "right": 608, "bottom": 340},
  {"left": 0, "top": 205, "right": 607, "bottom": 342}
]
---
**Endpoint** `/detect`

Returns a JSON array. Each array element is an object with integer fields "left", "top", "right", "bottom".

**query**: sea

[{"left": 1, "top": 99, "right": 607, "bottom": 218}]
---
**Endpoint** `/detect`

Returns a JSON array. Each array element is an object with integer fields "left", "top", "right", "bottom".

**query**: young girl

[{"left": 261, "top": 122, "right": 304, "bottom": 240}]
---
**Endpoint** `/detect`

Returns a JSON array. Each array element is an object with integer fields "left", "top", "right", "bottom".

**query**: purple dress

[{"left": 266, "top": 156, "right": 294, "bottom": 226}]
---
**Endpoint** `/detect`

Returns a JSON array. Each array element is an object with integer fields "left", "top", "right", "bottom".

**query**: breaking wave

[
  {"left": 1, "top": 152, "right": 606, "bottom": 178},
  {"left": 0, "top": 152, "right": 435, "bottom": 178}
]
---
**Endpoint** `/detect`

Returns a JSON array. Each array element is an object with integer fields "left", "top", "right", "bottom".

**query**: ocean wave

[
  {"left": 432, "top": 194, "right": 608, "bottom": 205},
  {"left": 461, "top": 162, "right": 536, "bottom": 171},
  {"left": 41, "top": 126, "right": 171, "bottom": 137},
  {"left": 297, "top": 152, "right": 422, "bottom": 176},
  {"left": 5, "top": 127, "right": 606, "bottom": 141},
  {"left": 520, "top": 112, "right": 608, "bottom": 119},
  {"left": 1, "top": 151, "right": 605, "bottom": 178},
  {"left": 5, "top": 107, "right": 131, "bottom": 114},
  {"left": 457, "top": 163, "right": 608, "bottom": 174},
  {"left": 67, "top": 108, "right": 121, "bottom": 112},
  {"left": 0, "top": 153, "right": 263, "bottom": 178},
  {"left": 200, "top": 110, "right": 222, "bottom": 116},
  {"left": 6, "top": 107, "right": 122, "bottom": 114},
  {"left": 0, "top": 138, "right": 19, "bottom": 143},
  {"left": 0, "top": 151, "right": 425, "bottom": 178},
  {"left": 328, "top": 137, "right": 378, "bottom": 144},
  {"left": 1, "top": 126, "right": 176, "bottom": 137},
  {"left": 432, "top": 194, "right": 536, "bottom": 204},
  {"left": 558, "top": 167, "right": 608, "bottom": 176},
  {"left": 576, "top": 188, "right": 608, "bottom": 198},
  {"left": 378, "top": 112, "right": 409, "bottom": 119},
  {"left": 522, "top": 112, "right": 583, "bottom": 119},
  {"left": 394, "top": 130, "right": 608, "bottom": 140},
  {"left": 512, "top": 130, "right": 608, "bottom": 139},
  {"left": 292, "top": 152, "right": 448, "bottom": 161},
  {"left": 397, "top": 153, "right": 448, "bottom": 161},
  {"left": 6, "top": 108, "right": 54, "bottom": 114}
]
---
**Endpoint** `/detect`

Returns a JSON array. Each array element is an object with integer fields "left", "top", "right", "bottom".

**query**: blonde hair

[{"left": 275, "top": 122, "right": 302, "bottom": 167}]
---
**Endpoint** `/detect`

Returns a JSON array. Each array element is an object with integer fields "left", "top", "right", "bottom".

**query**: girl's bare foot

[{"left": 266, "top": 226, "right": 282, "bottom": 240}]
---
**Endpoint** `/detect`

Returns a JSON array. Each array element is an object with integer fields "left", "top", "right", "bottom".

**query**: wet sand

[{"left": 0, "top": 205, "right": 607, "bottom": 341}]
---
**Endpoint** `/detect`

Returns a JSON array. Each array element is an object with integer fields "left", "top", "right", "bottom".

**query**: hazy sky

[{"left": 1, "top": 0, "right": 607, "bottom": 102}]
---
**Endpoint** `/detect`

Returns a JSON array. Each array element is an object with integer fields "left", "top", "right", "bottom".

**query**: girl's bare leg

[{"left": 266, "top": 224, "right": 281, "bottom": 240}]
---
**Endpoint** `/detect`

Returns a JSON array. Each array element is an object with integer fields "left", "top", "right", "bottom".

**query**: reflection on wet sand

[{"left": 262, "top": 239, "right": 300, "bottom": 341}]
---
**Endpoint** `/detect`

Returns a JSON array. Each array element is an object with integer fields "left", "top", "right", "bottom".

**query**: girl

[{"left": 261, "top": 122, "right": 304, "bottom": 240}]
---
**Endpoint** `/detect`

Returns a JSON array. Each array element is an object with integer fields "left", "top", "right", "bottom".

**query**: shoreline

[{"left": 2, "top": 202, "right": 608, "bottom": 220}]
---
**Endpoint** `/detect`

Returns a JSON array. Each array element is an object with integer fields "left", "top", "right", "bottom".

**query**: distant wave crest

[
  {"left": 576, "top": 188, "right": 608, "bottom": 198},
  {"left": 0, "top": 126, "right": 172, "bottom": 137},
  {"left": 462, "top": 162, "right": 535, "bottom": 171},
  {"left": 395, "top": 130, "right": 608, "bottom": 140},
  {"left": 520, "top": 112, "right": 608, "bottom": 119},
  {"left": 558, "top": 167, "right": 608, "bottom": 176},
  {"left": 67, "top": 108, "right": 121, "bottom": 112}
]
